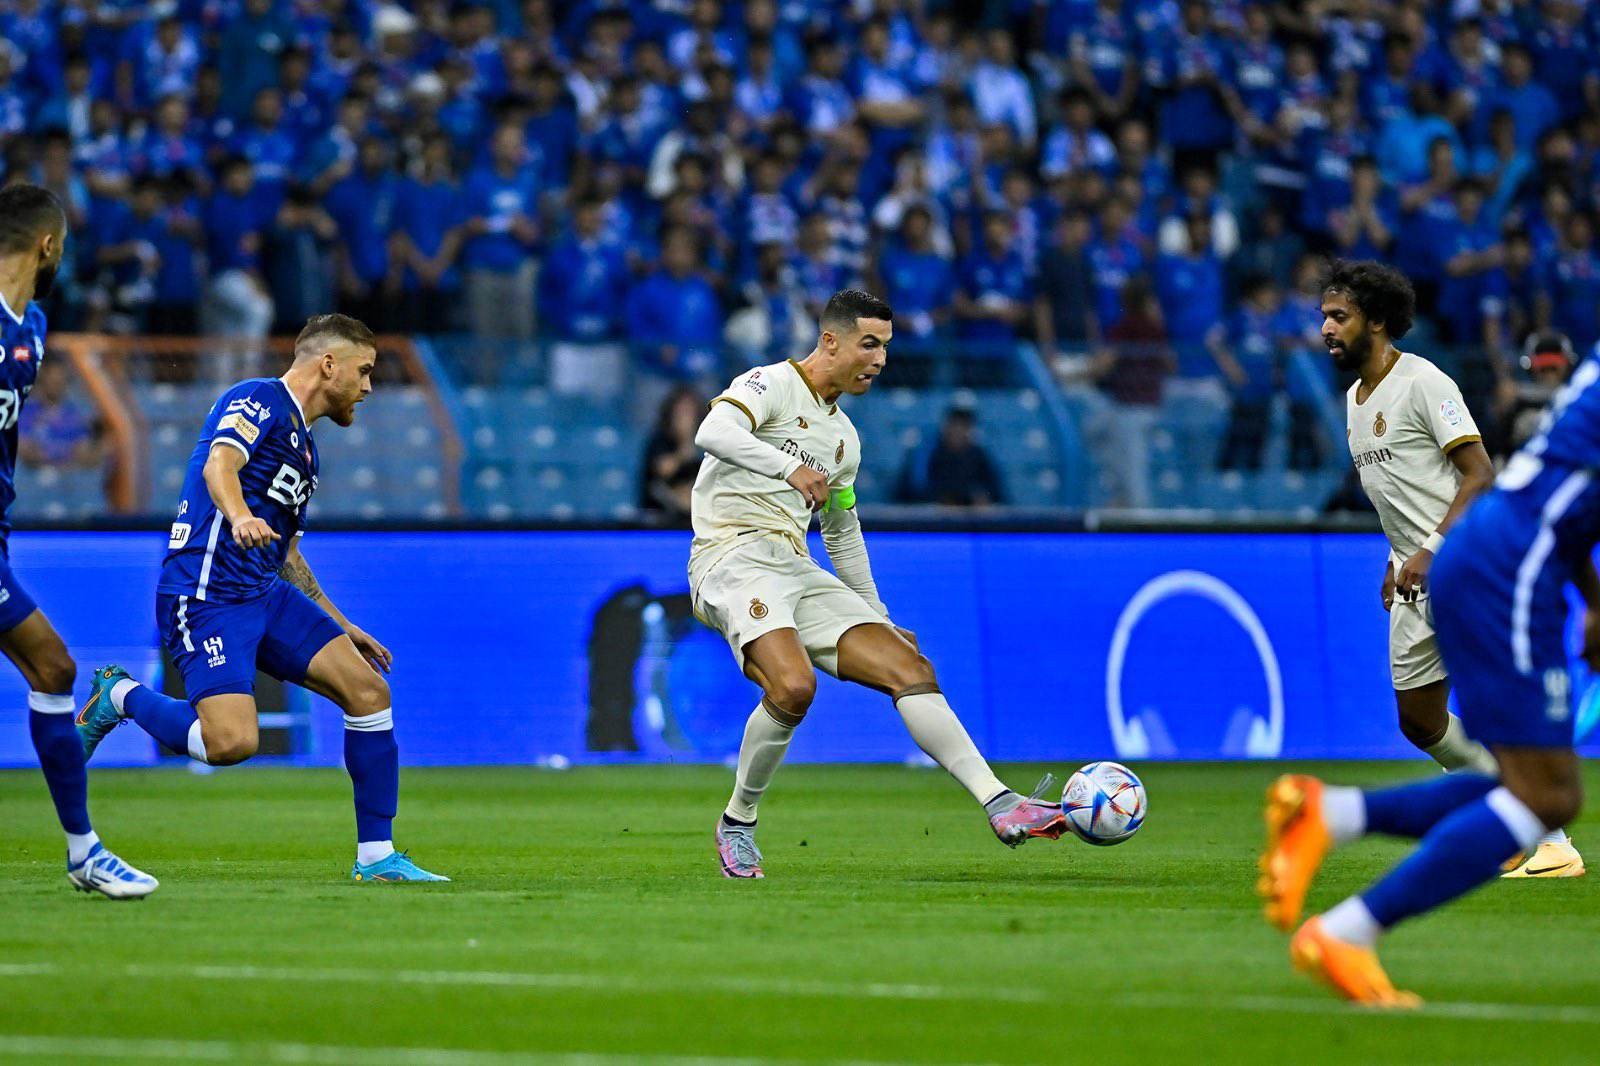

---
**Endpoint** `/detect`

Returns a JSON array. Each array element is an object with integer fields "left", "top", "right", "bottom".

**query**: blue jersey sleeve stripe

[{"left": 210, "top": 436, "right": 251, "bottom": 460}]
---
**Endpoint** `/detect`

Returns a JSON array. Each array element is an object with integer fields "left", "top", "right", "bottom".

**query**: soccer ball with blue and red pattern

[{"left": 1062, "top": 761, "right": 1146, "bottom": 846}]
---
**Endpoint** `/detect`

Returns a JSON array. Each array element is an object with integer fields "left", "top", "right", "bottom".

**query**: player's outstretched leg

[
  {"left": 718, "top": 630, "right": 818, "bottom": 878},
  {"left": 834, "top": 623, "right": 1065, "bottom": 847},
  {"left": 78, "top": 665, "right": 209, "bottom": 762},
  {"left": 300, "top": 635, "right": 448, "bottom": 883},
  {"left": 3, "top": 614, "right": 157, "bottom": 898}
]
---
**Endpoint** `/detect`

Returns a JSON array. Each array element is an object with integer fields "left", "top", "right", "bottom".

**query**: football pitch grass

[{"left": 4, "top": 761, "right": 1600, "bottom": 1065}]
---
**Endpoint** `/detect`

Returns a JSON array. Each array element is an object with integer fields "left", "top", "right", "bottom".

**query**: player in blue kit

[
  {"left": 0, "top": 184, "right": 157, "bottom": 898},
  {"left": 1260, "top": 340, "right": 1600, "bottom": 1006},
  {"left": 76, "top": 313, "right": 447, "bottom": 883}
]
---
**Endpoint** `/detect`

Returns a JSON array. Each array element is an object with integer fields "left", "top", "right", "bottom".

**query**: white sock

[
  {"left": 725, "top": 702, "right": 796, "bottom": 823},
  {"left": 893, "top": 692, "right": 1006, "bottom": 805},
  {"left": 1321, "top": 785, "right": 1367, "bottom": 845},
  {"left": 1539, "top": 828, "right": 1571, "bottom": 846},
  {"left": 1321, "top": 896, "right": 1382, "bottom": 947},
  {"left": 1486, "top": 786, "right": 1548, "bottom": 850},
  {"left": 1422, "top": 713, "right": 1498, "bottom": 775},
  {"left": 28, "top": 691, "right": 74, "bottom": 715},
  {"left": 66, "top": 830, "right": 100, "bottom": 866},
  {"left": 357, "top": 840, "right": 396, "bottom": 866},
  {"left": 109, "top": 678, "right": 139, "bottom": 716},
  {"left": 186, "top": 719, "right": 209, "bottom": 763}
]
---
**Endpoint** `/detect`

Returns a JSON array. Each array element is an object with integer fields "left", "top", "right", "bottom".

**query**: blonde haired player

[
  {"left": 1329, "top": 258, "right": 1578, "bottom": 875},
  {"left": 690, "top": 289, "right": 1067, "bottom": 878}
]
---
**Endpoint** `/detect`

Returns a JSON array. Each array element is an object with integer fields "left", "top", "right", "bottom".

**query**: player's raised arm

[
  {"left": 203, "top": 443, "right": 279, "bottom": 550},
  {"left": 694, "top": 388, "right": 829, "bottom": 510}
]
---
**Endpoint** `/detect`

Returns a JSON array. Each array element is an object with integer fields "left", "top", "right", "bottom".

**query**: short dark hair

[
  {"left": 0, "top": 184, "right": 66, "bottom": 253},
  {"left": 821, "top": 289, "right": 892, "bottom": 333},
  {"left": 1321, "top": 259, "right": 1416, "bottom": 339},
  {"left": 294, "top": 313, "right": 376, "bottom": 358}
]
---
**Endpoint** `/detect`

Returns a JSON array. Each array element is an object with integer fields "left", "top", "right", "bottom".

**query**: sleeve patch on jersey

[
  {"left": 1439, "top": 399, "right": 1464, "bottom": 427},
  {"left": 218, "top": 412, "right": 260, "bottom": 444}
]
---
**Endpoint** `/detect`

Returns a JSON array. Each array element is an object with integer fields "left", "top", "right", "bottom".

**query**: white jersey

[
  {"left": 690, "top": 359, "right": 862, "bottom": 573},
  {"left": 1346, "top": 351, "right": 1481, "bottom": 567}
]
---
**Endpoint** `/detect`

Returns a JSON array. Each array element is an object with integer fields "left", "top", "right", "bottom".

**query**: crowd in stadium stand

[{"left": 2, "top": 0, "right": 1599, "bottom": 410}]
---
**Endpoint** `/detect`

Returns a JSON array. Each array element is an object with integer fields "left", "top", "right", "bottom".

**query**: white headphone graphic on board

[{"left": 1104, "top": 570, "right": 1285, "bottom": 758}]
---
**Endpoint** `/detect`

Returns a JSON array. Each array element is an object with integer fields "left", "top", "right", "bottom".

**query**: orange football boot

[
  {"left": 1259, "top": 774, "right": 1332, "bottom": 932},
  {"left": 1289, "top": 917, "right": 1421, "bottom": 1009}
]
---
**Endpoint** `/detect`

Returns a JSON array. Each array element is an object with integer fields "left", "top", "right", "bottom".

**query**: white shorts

[
  {"left": 690, "top": 535, "right": 887, "bottom": 677},
  {"left": 1390, "top": 596, "right": 1447, "bottom": 690}
]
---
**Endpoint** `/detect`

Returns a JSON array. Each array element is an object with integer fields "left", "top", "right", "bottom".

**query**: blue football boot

[
  {"left": 75, "top": 665, "right": 130, "bottom": 760},
  {"left": 351, "top": 850, "right": 451, "bottom": 882}
]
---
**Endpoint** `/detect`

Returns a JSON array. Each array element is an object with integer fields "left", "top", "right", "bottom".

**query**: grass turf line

[{"left": 3, "top": 762, "right": 1599, "bottom": 1064}]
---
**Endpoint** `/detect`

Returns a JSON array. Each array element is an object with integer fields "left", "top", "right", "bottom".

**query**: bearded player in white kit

[
  {"left": 690, "top": 289, "right": 1068, "bottom": 878},
  {"left": 1326, "top": 259, "right": 1582, "bottom": 877}
]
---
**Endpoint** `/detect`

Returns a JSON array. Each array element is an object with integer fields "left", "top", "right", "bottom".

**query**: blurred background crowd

[{"left": 3, "top": 0, "right": 1600, "bottom": 519}]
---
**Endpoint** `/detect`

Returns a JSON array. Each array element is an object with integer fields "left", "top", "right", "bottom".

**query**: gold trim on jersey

[
  {"left": 1442, "top": 433, "right": 1483, "bottom": 455},
  {"left": 786, "top": 358, "right": 823, "bottom": 405},
  {"left": 710, "top": 395, "right": 757, "bottom": 430}
]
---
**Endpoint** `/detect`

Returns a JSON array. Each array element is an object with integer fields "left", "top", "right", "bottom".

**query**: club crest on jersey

[
  {"left": 797, "top": 415, "right": 808, "bottom": 429},
  {"left": 749, "top": 598, "right": 769, "bottom": 620},
  {"left": 225, "top": 397, "right": 272, "bottom": 423},
  {"left": 835, "top": 440, "right": 845, "bottom": 463},
  {"left": 1373, "top": 411, "right": 1387, "bottom": 437},
  {"left": 11, "top": 345, "right": 30, "bottom": 363}
]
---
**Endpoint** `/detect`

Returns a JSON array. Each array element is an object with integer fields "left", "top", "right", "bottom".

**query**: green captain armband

[{"left": 822, "top": 487, "right": 856, "bottom": 513}]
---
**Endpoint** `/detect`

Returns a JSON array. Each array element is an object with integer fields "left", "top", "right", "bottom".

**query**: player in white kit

[
  {"left": 1328, "top": 260, "right": 1582, "bottom": 877},
  {"left": 690, "top": 290, "right": 1069, "bottom": 878}
]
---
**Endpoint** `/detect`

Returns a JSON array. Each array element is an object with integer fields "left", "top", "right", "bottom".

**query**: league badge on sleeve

[{"left": 1440, "top": 399, "right": 1463, "bottom": 427}]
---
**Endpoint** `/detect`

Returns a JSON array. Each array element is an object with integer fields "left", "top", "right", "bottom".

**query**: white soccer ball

[{"left": 1062, "top": 761, "right": 1146, "bottom": 846}]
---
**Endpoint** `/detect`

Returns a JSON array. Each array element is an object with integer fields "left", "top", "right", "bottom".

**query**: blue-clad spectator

[
  {"left": 76, "top": 99, "right": 132, "bottom": 202},
  {"left": 626, "top": 226, "right": 724, "bottom": 379},
  {"left": 668, "top": 0, "right": 740, "bottom": 72},
  {"left": 524, "top": 65, "right": 579, "bottom": 193},
  {"left": 1436, "top": 180, "right": 1503, "bottom": 344},
  {"left": 1086, "top": 197, "right": 1147, "bottom": 332},
  {"left": 1330, "top": 157, "right": 1398, "bottom": 261},
  {"left": 1298, "top": 97, "right": 1370, "bottom": 237},
  {"left": 326, "top": 137, "right": 401, "bottom": 331},
  {"left": 1069, "top": 0, "right": 1138, "bottom": 121},
  {"left": 1212, "top": 273, "right": 1281, "bottom": 472},
  {"left": 1438, "top": 17, "right": 1500, "bottom": 135},
  {"left": 191, "top": 67, "right": 241, "bottom": 162},
  {"left": 1472, "top": 110, "right": 1535, "bottom": 226},
  {"left": 1363, "top": 34, "right": 1418, "bottom": 131},
  {"left": 970, "top": 30, "right": 1035, "bottom": 149},
  {"left": 217, "top": 0, "right": 297, "bottom": 119},
  {"left": 0, "top": 50, "right": 28, "bottom": 141},
  {"left": 2, "top": 0, "right": 61, "bottom": 100},
  {"left": 277, "top": 47, "right": 329, "bottom": 152},
  {"left": 543, "top": 197, "right": 631, "bottom": 400},
  {"left": 33, "top": 54, "right": 93, "bottom": 142},
  {"left": 393, "top": 133, "right": 464, "bottom": 333},
  {"left": 460, "top": 122, "right": 542, "bottom": 341},
  {"left": 300, "top": 93, "right": 369, "bottom": 196},
  {"left": 1483, "top": 229, "right": 1546, "bottom": 353},
  {"left": 734, "top": 38, "right": 785, "bottom": 129},
  {"left": 953, "top": 212, "right": 1031, "bottom": 346},
  {"left": 876, "top": 206, "right": 955, "bottom": 341},
  {"left": 1545, "top": 213, "right": 1600, "bottom": 350},
  {"left": 1377, "top": 88, "right": 1466, "bottom": 186},
  {"left": 265, "top": 185, "right": 339, "bottom": 336},
  {"left": 1529, "top": 0, "right": 1596, "bottom": 122},
  {"left": 1155, "top": 213, "right": 1227, "bottom": 379},
  {"left": 200, "top": 156, "right": 274, "bottom": 339},
  {"left": 120, "top": 14, "right": 200, "bottom": 111},
  {"left": 132, "top": 95, "right": 208, "bottom": 191},
  {"left": 1041, "top": 88, "right": 1116, "bottom": 181},
  {"left": 93, "top": 178, "right": 168, "bottom": 330},
  {"left": 1151, "top": 1, "right": 1236, "bottom": 156},
  {"left": 1229, "top": 4, "right": 1284, "bottom": 139},
  {"left": 147, "top": 182, "right": 205, "bottom": 337},
  {"left": 1396, "top": 137, "right": 1463, "bottom": 294},
  {"left": 789, "top": 36, "right": 854, "bottom": 138},
  {"left": 232, "top": 87, "right": 299, "bottom": 214},
  {"left": 1489, "top": 45, "right": 1558, "bottom": 152},
  {"left": 450, "top": 3, "right": 508, "bottom": 99},
  {"left": 741, "top": 0, "right": 805, "bottom": 86},
  {"left": 792, "top": 212, "right": 844, "bottom": 322},
  {"left": 587, "top": 77, "right": 662, "bottom": 188},
  {"left": 740, "top": 152, "right": 799, "bottom": 261},
  {"left": 814, "top": 158, "right": 871, "bottom": 285}
]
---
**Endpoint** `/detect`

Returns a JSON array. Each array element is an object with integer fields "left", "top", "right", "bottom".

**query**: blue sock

[
  {"left": 344, "top": 710, "right": 398, "bottom": 848},
  {"left": 1362, "top": 786, "right": 1544, "bottom": 929},
  {"left": 124, "top": 683, "right": 199, "bottom": 756},
  {"left": 1362, "top": 772, "right": 1498, "bottom": 839},
  {"left": 28, "top": 693, "right": 90, "bottom": 835}
]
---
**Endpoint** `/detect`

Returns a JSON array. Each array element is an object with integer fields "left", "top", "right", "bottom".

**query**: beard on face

[
  {"left": 1329, "top": 330, "right": 1369, "bottom": 372},
  {"left": 33, "top": 259, "right": 59, "bottom": 299}
]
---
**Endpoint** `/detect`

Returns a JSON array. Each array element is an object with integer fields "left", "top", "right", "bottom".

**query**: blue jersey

[
  {"left": 157, "top": 378, "right": 318, "bottom": 603},
  {"left": 0, "top": 294, "right": 47, "bottom": 539},
  {"left": 1493, "top": 355, "right": 1600, "bottom": 570}
]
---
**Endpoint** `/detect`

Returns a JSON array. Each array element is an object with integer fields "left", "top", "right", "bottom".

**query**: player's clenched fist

[
  {"left": 786, "top": 466, "right": 829, "bottom": 511},
  {"left": 232, "top": 515, "right": 280, "bottom": 550}
]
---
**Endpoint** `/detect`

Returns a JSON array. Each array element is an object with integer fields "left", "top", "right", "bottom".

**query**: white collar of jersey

[
  {"left": 0, "top": 290, "right": 23, "bottom": 327},
  {"left": 278, "top": 375, "right": 308, "bottom": 425}
]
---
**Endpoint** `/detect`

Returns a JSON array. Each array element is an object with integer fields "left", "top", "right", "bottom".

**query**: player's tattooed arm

[{"left": 278, "top": 551, "right": 324, "bottom": 603}]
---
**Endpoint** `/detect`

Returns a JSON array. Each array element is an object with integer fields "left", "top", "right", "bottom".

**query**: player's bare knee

[
  {"left": 35, "top": 650, "right": 76, "bottom": 696},
  {"left": 206, "top": 727, "right": 258, "bottom": 765},
  {"left": 764, "top": 672, "right": 815, "bottom": 721},
  {"left": 885, "top": 654, "right": 937, "bottom": 697},
  {"left": 344, "top": 673, "right": 391, "bottom": 717}
]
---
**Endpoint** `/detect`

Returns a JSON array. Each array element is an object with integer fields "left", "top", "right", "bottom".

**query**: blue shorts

[
  {"left": 0, "top": 547, "right": 40, "bottom": 634},
  {"left": 158, "top": 579, "right": 345, "bottom": 704},
  {"left": 1431, "top": 502, "right": 1576, "bottom": 749}
]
